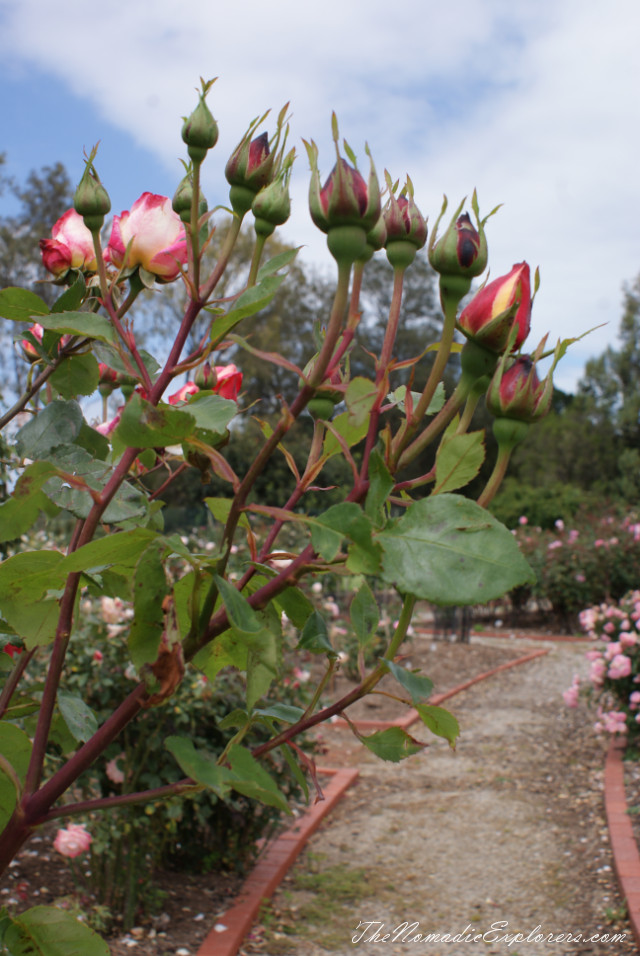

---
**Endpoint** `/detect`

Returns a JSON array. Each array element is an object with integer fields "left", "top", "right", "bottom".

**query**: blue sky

[{"left": 1, "top": 0, "right": 640, "bottom": 393}]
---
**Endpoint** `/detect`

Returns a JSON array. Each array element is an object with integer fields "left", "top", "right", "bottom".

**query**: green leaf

[
  {"left": 51, "top": 273, "right": 86, "bottom": 313},
  {"left": 434, "top": 428, "right": 485, "bottom": 494},
  {"left": 211, "top": 273, "right": 286, "bottom": 345},
  {"left": 227, "top": 744, "right": 291, "bottom": 813},
  {"left": 323, "top": 409, "right": 369, "bottom": 458},
  {"left": 256, "top": 247, "right": 299, "bottom": 281},
  {"left": 246, "top": 628, "right": 279, "bottom": 711},
  {"left": 378, "top": 493, "right": 535, "bottom": 604},
  {"left": 311, "top": 502, "right": 382, "bottom": 574},
  {"left": 274, "top": 586, "right": 314, "bottom": 629},
  {"left": 254, "top": 703, "right": 305, "bottom": 723},
  {"left": 415, "top": 703, "right": 460, "bottom": 748},
  {"left": 49, "top": 353, "right": 100, "bottom": 400},
  {"left": 350, "top": 581, "right": 379, "bottom": 648},
  {"left": 345, "top": 377, "right": 377, "bottom": 427},
  {"left": 35, "top": 310, "right": 117, "bottom": 345},
  {"left": 114, "top": 393, "right": 195, "bottom": 448},
  {"left": 359, "top": 726, "right": 425, "bottom": 762},
  {"left": 128, "top": 544, "right": 169, "bottom": 669},
  {"left": 205, "top": 496, "right": 251, "bottom": 531},
  {"left": 192, "top": 629, "right": 248, "bottom": 681},
  {"left": 58, "top": 529, "right": 159, "bottom": 574},
  {"left": 297, "top": 610, "right": 335, "bottom": 657},
  {"left": 57, "top": 691, "right": 99, "bottom": 744},
  {"left": 0, "top": 287, "right": 49, "bottom": 321},
  {"left": 3, "top": 905, "right": 109, "bottom": 956},
  {"left": 185, "top": 392, "right": 237, "bottom": 435},
  {"left": 384, "top": 660, "right": 433, "bottom": 703},
  {"left": 280, "top": 744, "right": 310, "bottom": 803},
  {"left": 0, "top": 551, "right": 65, "bottom": 648},
  {"left": 388, "top": 382, "right": 445, "bottom": 417},
  {"left": 15, "top": 401, "right": 84, "bottom": 458},
  {"left": 165, "top": 736, "right": 232, "bottom": 799},
  {"left": 215, "top": 576, "right": 262, "bottom": 634},
  {"left": 0, "top": 463, "right": 60, "bottom": 543},
  {"left": 365, "top": 450, "right": 394, "bottom": 525},
  {"left": 92, "top": 342, "right": 159, "bottom": 379},
  {"left": 0, "top": 723, "right": 31, "bottom": 831}
]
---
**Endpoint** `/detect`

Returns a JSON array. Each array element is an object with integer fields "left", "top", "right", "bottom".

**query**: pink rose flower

[
  {"left": 212, "top": 364, "right": 243, "bottom": 400},
  {"left": 621, "top": 631, "right": 638, "bottom": 649},
  {"left": 106, "top": 193, "right": 187, "bottom": 281},
  {"left": 168, "top": 382, "right": 199, "bottom": 405},
  {"left": 40, "top": 209, "right": 98, "bottom": 277},
  {"left": 106, "top": 755, "right": 125, "bottom": 785},
  {"left": 562, "top": 676, "right": 580, "bottom": 708},
  {"left": 518, "top": 515, "right": 528, "bottom": 526},
  {"left": 600, "top": 710, "right": 627, "bottom": 734},
  {"left": 608, "top": 653, "right": 632, "bottom": 680},
  {"left": 589, "top": 658, "right": 607, "bottom": 686},
  {"left": 629, "top": 691, "right": 640, "bottom": 710},
  {"left": 53, "top": 824, "right": 92, "bottom": 858}
]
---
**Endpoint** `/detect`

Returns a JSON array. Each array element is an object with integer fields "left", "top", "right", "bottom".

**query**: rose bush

[
  {"left": 565, "top": 589, "right": 640, "bottom": 750},
  {"left": 0, "top": 78, "right": 570, "bottom": 952}
]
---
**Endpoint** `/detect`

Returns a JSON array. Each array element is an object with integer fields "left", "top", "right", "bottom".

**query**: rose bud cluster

[
  {"left": 105, "top": 193, "right": 188, "bottom": 282},
  {"left": 40, "top": 209, "right": 98, "bottom": 280},
  {"left": 458, "top": 262, "right": 532, "bottom": 354}
]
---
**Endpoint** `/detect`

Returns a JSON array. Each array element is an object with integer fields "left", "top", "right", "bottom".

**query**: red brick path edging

[
  {"left": 196, "top": 767, "right": 358, "bottom": 956},
  {"left": 604, "top": 738, "right": 640, "bottom": 948},
  {"left": 196, "top": 646, "right": 551, "bottom": 955}
]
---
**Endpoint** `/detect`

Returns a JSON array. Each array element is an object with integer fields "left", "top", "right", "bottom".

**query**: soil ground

[{"left": 1, "top": 633, "right": 637, "bottom": 955}]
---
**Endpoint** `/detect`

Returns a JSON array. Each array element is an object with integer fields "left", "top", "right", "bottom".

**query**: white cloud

[{"left": 1, "top": 0, "right": 639, "bottom": 390}]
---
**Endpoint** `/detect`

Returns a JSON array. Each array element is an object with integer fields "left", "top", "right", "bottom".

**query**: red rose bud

[
  {"left": 98, "top": 362, "right": 119, "bottom": 397},
  {"left": 383, "top": 175, "right": 427, "bottom": 269},
  {"left": 486, "top": 349, "right": 553, "bottom": 424},
  {"left": 20, "top": 323, "right": 44, "bottom": 362},
  {"left": 428, "top": 193, "right": 488, "bottom": 279},
  {"left": 226, "top": 106, "right": 289, "bottom": 216},
  {"left": 458, "top": 262, "right": 531, "bottom": 353},
  {"left": 181, "top": 79, "right": 219, "bottom": 163},
  {"left": 305, "top": 122, "right": 381, "bottom": 263}
]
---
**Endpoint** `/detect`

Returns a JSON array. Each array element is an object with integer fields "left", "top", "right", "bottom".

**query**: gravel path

[{"left": 248, "top": 639, "right": 637, "bottom": 955}]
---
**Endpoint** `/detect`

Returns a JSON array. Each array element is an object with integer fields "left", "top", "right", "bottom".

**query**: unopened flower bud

[
  {"left": 252, "top": 162, "right": 292, "bottom": 236},
  {"left": 459, "top": 262, "right": 531, "bottom": 354},
  {"left": 486, "top": 353, "right": 553, "bottom": 423},
  {"left": 383, "top": 177, "right": 428, "bottom": 262},
  {"left": 181, "top": 80, "right": 219, "bottom": 163},
  {"left": 74, "top": 150, "right": 111, "bottom": 232},
  {"left": 429, "top": 195, "right": 487, "bottom": 279}
]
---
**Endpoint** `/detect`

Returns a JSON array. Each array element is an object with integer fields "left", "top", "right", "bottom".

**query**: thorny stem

[{"left": 477, "top": 444, "right": 512, "bottom": 508}]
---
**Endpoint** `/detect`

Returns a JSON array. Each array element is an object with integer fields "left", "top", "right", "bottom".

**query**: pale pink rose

[
  {"left": 621, "top": 631, "right": 638, "bottom": 649},
  {"left": 96, "top": 408, "right": 123, "bottom": 437},
  {"left": 604, "top": 641, "right": 622, "bottom": 661},
  {"left": 40, "top": 209, "right": 98, "bottom": 277},
  {"left": 555, "top": 519, "right": 565, "bottom": 531},
  {"left": 600, "top": 710, "right": 628, "bottom": 734},
  {"left": 568, "top": 529, "right": 580, "bottom": 544},
  {"left": 629, "top": 691, "right": 640, "bottom": 710},
  {"left": 589, "top": 658, "right": 607, "bottom": 686},
  {"left": 594, "top": 538, "right": 605, "bottom": 548},
  {"left": 585, "top": 649, "right": 603, "bottom": 661},
  {"left": 574, "top": 573, "right": 586, "bottom": 584},
  {"left": 53, "top": 824, "right": 92, "bottom": 858},
  {"left": 608, "top": 654, "right": 632, "bottom": 680},
  {"left": 168, "top": 382, "right": 199, "bottom": 405},
  {"left": 106, "top": 755, "right": 125, "bottom": 784},
  {"left": 562, "top": 677, "right": 580, "bottom": 708},
  {"left": 547, "top": 540, "right": 563, "bottom": 550},
  {"left": 518, "top": 516, "right": 528, "bottom": 526},
  {"left": 106, "top": 193, "right": 187, "bottom": 281},
  {"left": 603, "top": 622, "right": 616, "bottom": 635}
]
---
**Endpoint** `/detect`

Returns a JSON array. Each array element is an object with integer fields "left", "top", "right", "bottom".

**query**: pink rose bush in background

[{"left": 565, "top": 589, "right": 640, "bottom": 746}]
